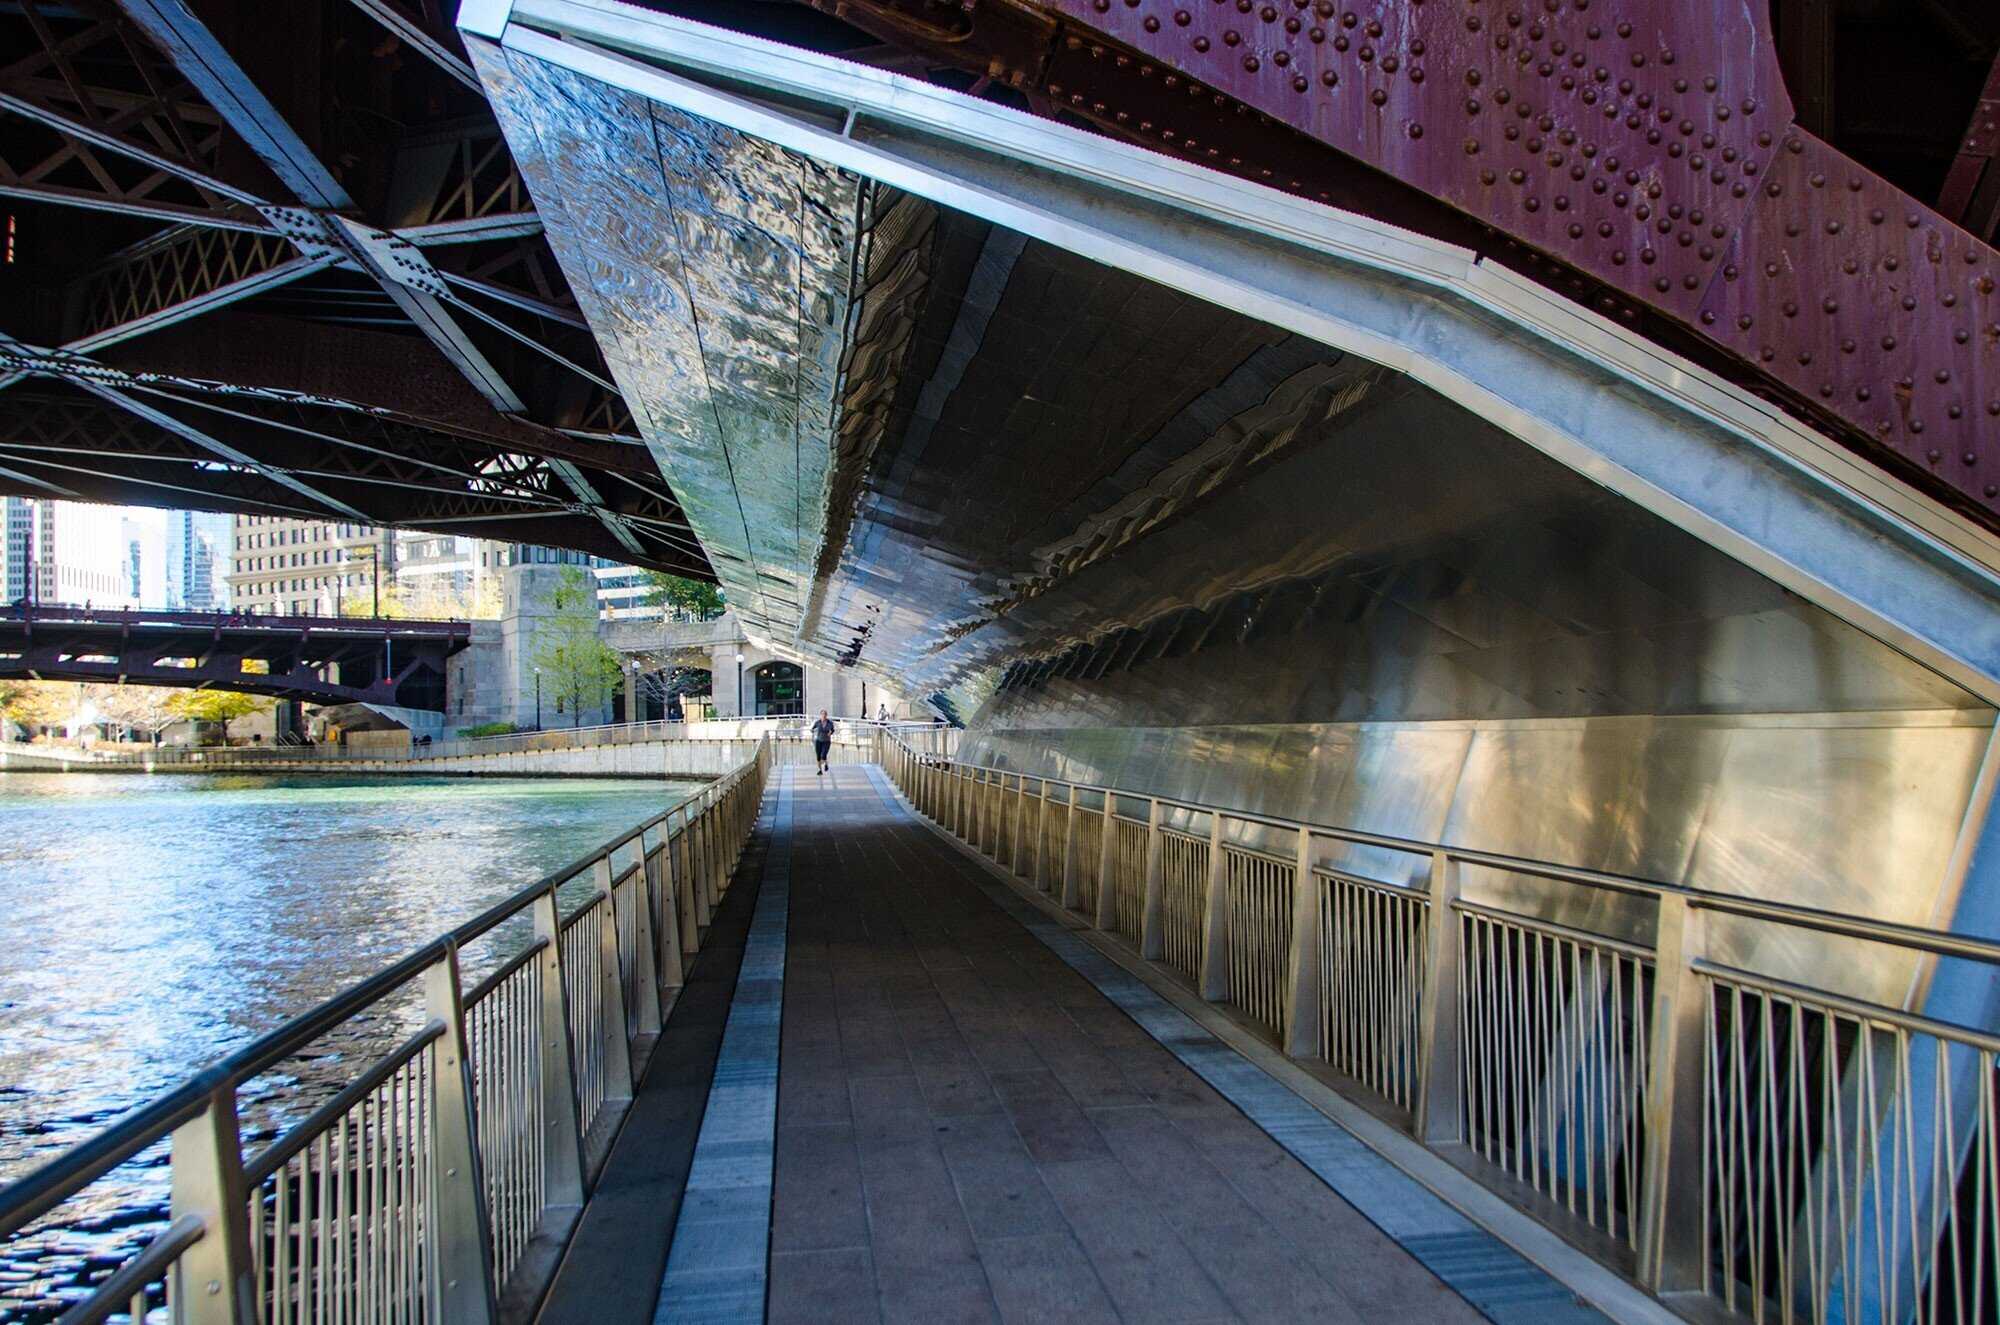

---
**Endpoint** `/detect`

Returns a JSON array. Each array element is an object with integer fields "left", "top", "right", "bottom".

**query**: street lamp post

[{"left": 533, "top": 665, "right": 542, "bottom": 730}]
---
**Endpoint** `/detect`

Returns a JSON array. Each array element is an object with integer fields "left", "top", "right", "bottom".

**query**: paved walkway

[{"left": 764, "top": 765, "right": 1492, "bottom": 1324}]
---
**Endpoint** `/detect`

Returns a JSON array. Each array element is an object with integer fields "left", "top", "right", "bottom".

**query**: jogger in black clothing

[{"left": 810, "top": 709, "right": 834, "bottom": 775}]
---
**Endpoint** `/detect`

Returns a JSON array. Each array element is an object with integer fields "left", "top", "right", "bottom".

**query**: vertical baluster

[
  {"left": 1637, "top": 893, "right": 1708, "bottom": 1292},
  {"left": 422, "top": 947, "right": 500, "bottom": 1323}
]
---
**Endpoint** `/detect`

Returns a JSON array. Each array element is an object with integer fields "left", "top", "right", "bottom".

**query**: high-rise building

[
  {"left": 2, "top": 501, "right": 142, "bottom": 608},
  {"left": 1, "top": 496, "right": 29, "bottom": 605},
  {"left": 226, "top": 515, "right": 391, "bottom": 616},
  {"left": 166, "top": 510, "right": 232, "bottom": 609},
  {"left": 187, "top": 533, "right": 216, "bottom": 611}
]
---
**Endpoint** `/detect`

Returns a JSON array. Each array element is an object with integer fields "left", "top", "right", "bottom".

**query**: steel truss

[{"left": 0, "top": 0, "right": 705, "bottom": 576}]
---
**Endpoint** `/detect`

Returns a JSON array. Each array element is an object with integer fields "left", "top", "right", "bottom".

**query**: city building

[
  {"left": 226, "top": 516, "right": 391, "bottom": 616},
  {"left": 1, "top": 495, "right": 28, "bottom": 604},
  {"left": 0, "top": 500, "right": 142, "bottom": 608},
  {"left": 165, "top": 511, "right": 231, "bottom": 609}
]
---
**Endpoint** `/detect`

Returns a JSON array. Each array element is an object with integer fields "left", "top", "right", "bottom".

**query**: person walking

[{"left": 810, "top": 708, "right": 835, "bottom": 776}]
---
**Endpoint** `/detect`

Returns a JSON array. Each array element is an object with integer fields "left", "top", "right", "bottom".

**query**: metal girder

[
  {"left": 344, "top": 0, "right": 482, "bottom": 92},
  {"left": 0, "top": 85, "right": 258, "bottom": 206},
  {"left": 0, "top": 0, "right": 718, "bottom": 582},
  {"left": 111, "top": 0, "right": 547, "bottom": 425},
  {"left": 0, "top": 605, "right": 470, "bottom": 709},
  {"left": 796, "top": 0, "right": 2000, "bottom": 529},
  {"left": 73, "top": 374, "right": 372, "bottom": 519},
  {"left": 0, "top": 178, "right": 270, "bottom": 231},
  {"left": 440, "top": 269, "right": 587, "bottom": 330},
  {"left": 395, "top": 211, "right": 541, "bottom": 245},
  {"left": 1940, "top": 49, "right": 2000, "bottom": 243},
  {"left": 71, "top": 228, "right": 332, "bottom": 347},
  {"left": 115, "top": 0, "right": 351, "bottom": 210}
]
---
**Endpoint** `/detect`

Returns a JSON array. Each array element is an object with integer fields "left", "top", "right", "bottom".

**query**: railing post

[
  {"left": 975, "top": 770, "right": 990, "bottom": 855},
  {"left": 595, "top": 867, "right": 638, "bottom": 1098},
  {"left": 1009, "top": 775, "right": 1025, "bottom": 872},
  {"left": 422, "top": 945, "right": 500, "bottom": 1324},
  {"left": 1035, "top": 779, "right": 1051, "bottom": 890},
  {"left": 1198, "top": 811, "right": 1230, "bottom": 1000},
  {"left": 1140, "top": 797, "right": 1165, "bottom": 961},
  {"left": 1413, "top": 851, "right": 1464, "bottom": 1143},
  {"left": 168, "top": 1087, "right": 254, "bottom": 1325},
  {"left": 1095, "top": 793, "right": 1118, "bottom": 931},
  {"left": 532, "top": 890, "right": 587, "bottom": 1207},
  {"left": 700, "top": 790, "right": 721, "bottom": 908},
  {"left": 1637, "top": 894, "right": 1709, "bottom": 1294},
  {"left": 681, "top": 813, "right": 710, "bottom": 933},
  {"left": 1060, "top": 785, "right": 1081, "bottom": 910},
  {"left": 1003, "top": 776, "right": 1015, "bottom": 864},
  {"left": 608, "top": 852, "right": 663, "bottom": 1037},
  {"left": 1282, "top": 826, "right": 1322, "bottom": 1059}
]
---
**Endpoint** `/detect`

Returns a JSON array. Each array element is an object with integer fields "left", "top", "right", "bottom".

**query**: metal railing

[
  {"left": 884, "top": 734, "right": 2000, "bottom": 1324},
  {"left": 43, "top": 717, "right": 953, "bottom": 769},
  {"left": 0, "top": 737, "right": 771, "bottom": 1324}
]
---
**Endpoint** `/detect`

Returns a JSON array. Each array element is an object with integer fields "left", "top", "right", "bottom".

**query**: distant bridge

[{"left": 0, "top": 604, "right": 472, "bottom": 711}]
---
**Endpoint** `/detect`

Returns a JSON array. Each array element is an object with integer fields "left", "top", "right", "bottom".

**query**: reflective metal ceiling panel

[{"left": 472, "top": 38, "right": 857, "bottom": 644}]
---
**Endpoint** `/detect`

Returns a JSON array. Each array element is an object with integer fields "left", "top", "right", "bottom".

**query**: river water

[{"left": 0, "top": 771, "right": 701, "bottom": 1319}]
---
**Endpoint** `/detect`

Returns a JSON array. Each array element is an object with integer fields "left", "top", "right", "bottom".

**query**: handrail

[
  {"left": 44, "top": 715, "right": 950, "bottom": 767},
  {"left": 910, "top": 735, "right": 2000, "bottom": 964},
  {"left": 0, "top": 733, "right": 774, "bottom": 1323}
]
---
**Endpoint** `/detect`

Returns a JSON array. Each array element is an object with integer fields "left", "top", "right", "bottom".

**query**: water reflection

[{"left": 0, "top": 772, "right": 700, "bottom": 1320}]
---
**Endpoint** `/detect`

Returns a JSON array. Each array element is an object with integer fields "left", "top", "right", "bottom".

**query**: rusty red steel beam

[
  {"left": 1939, "top": 47, "right": 2000, "bottom": 244},
  {"left": 809, "top": 0, "right": 2000, "bottom": 529}
]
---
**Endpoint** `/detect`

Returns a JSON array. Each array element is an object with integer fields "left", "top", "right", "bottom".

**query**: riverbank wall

[{"left": 0, "top": 737, "right": 755, "bottom": 779}]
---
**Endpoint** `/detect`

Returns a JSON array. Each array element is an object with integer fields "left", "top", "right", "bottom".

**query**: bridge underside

[
  {"left": 462, "top": 4, "right": 2000, "bottom": 1011},
  {"left": 0, "top": 0, "right": 712, "bottom": 576},
  {"left": 0, "top": 606, "right": 469, "bottom": 709}
]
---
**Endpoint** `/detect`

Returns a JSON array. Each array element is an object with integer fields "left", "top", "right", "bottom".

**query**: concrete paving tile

[
  {"left": 875, "top": 1257, "right": 999, "bottom": 1325},
  {"left": 977, "top": 1234, "right": 1119, "bottom": 1325},
  {"left": 1180, "top": 1220, "right": 1365, "bottom": 1324},
  {"left": 772, "top": 1123, "right": 869, "bottom": 1253},
  {"left": 1000, "top": 1095, "right": 1115, "bottom": 1166},
  {"left": 986, "top": 1068, "right": 1069, "bottom": 1105},
  {"left": 1061, "top": 1206, "right": 1231, "bottom": 1323},
  {"left": 776, "top": 1069, "right": 852, "bottom": 1129},
  {"left": 1086, "top": 1107, "right": 1260, "bottom": 1231},
  {"left": 863, "top": 1163, "right": 981, "bottom": 1263},
  {"left": 769, "top": 1248, "right": 880, "bottom": 1325},
  {"left": 848, "top": 1073, "right": 927, "bottom": 1120}
]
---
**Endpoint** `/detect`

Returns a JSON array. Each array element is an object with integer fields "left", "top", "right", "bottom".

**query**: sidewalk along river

[{"left": 0, "top": 771, "right": 706, "bottom": 1320}]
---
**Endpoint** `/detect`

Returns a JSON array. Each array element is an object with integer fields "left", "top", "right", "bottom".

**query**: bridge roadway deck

[{"left": 544, "top": 764, "right": 1607, "bottom": 1324}]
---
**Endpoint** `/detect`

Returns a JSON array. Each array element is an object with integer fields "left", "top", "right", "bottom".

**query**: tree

[
  {"left": 640, "top": 571, "right": 725, "bottom": 619},
  {"left": 0, "top": 680, "right": 72, "bottom": 732},
  {"left": 82, "top": 683, "right": 179, "bottom": 740},
  {"left": 164, "top": 689, "right": 272, "bottom": 742},
  {"left": 531, "top": 567, "right": 623, "bottom": 728}
]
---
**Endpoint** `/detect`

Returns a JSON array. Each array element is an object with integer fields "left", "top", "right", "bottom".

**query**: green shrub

[{"left": 457, "top": 721, "right": 519, "bottom": 738}]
